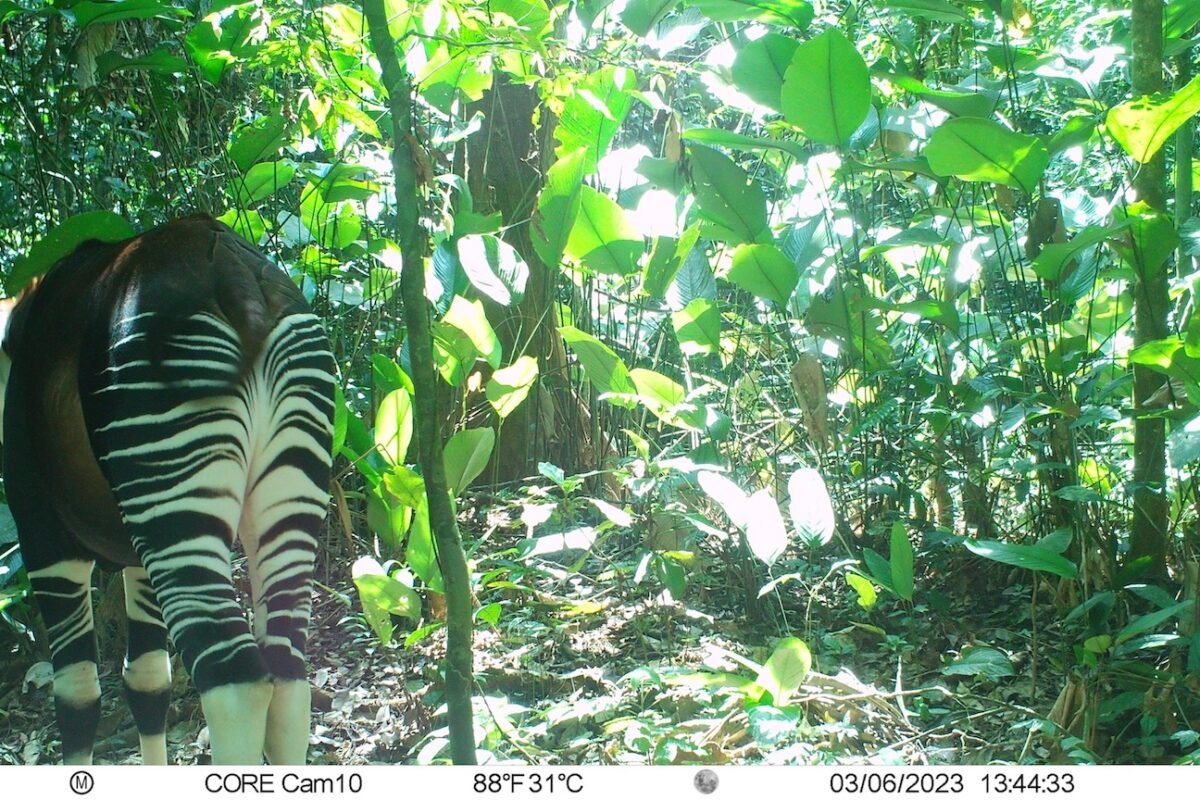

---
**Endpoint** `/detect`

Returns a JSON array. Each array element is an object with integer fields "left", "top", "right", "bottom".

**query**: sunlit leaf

[
  {"left": 781, "top": 29, "right": 870, "bottom": 146},
  {"left": 964, "top": 539, "right": 1079, "bottom": 578},
  {"left": 7, "top": 211, "right": 136, "bottom": 294},
  {"left": 787, "top": 468, "right": 835, "bottom": 547},
  {"left": 754, "top": 637, "right": 812, "bottom": 706},
  {"left": 925, "top": 118, "right": 1049, "bottom": 192},
  {"left": 444, "top": 427, "right": 496, "bottom": 497},
  {"left": 1107, "top": 74, "right": 1200, "bottom": 163},
  {"left": 726, "top": 243, "right": 798, "bottom": 306},
  {"left": 486, "top": 356, "right": 539, "bottom": 419}
]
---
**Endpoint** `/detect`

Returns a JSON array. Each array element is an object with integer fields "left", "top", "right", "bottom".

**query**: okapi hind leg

[
  {"left": 28, "top": 559, "right": 101, "bottom": 765},
  {"left": 121, "top": 567, "right": 171, "bottom": 764},
  {"left": 240, "top": 313, "right": 335, "bottom": 765}
]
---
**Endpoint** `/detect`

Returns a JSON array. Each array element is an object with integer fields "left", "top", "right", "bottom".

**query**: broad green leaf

[
  {"left": 642, "top": 235, "right": 687, "bottom": 299},
  {"left": 787, "top": 468, "right": 835, "bottom": 547},
  {"left": 1107, "top": 74, "right": 1200, "bottom": 163},
  {"left": 96, "top": 47, "right": 188, "bottom": 78},
  {"left": 1115, "top": 201, "right": 1179, "bottom": 281},
  {"left": 1130, "top": 337, "right": 1183, "bottom": 370},
  {"left": 186, "top": 3, "right": 259, "bottom": 83},
  {"left": 730, "top": 33, "right": 799, "bottom": 112},
  {"left": 863, "top": 548, "right": 895, "bottom": 591},
  {"left": 418, "top": 50, "right": 492, "bottom": 113},
  {"left": 442, "top": 296, "right": 502, "bottom": 370},
  {"left": 890, "top": 522, "right": 914, "bottom": 601},
  {"left": 486, "top": 356, "right": 539, "bottom": 419},
  {"left": 621, "top": 0, "right": 677, "bottom": 36},
  {"left": 726, "top": 243, "right": 797, "bottom": 306},
  {"left": 965, "top": 539, "right": 1079, "bottom": 578},
  {"left": 444, "top": 427, "right": 496, "bottom": 497},
  {"left": 681, "top": 127, "right": 808, "bottom": 160},
  {"left": 881, "top": 0, "right": 970, "bottom": 23},
  {"left": 555, "top": 66, "right": 635, "bottom": 173},
  {"left": 672, "top": 298, "right": 721, "bottom": 356},
  {"left": 532, "top": 147, "right": 588, "bottom": 269},
  {"left": 405, "top": 501, "right": 442, "bottom": 592},
  {"left": 688, "top": 145, "right": 770, "bottom": 244},
  {"left": 559, "top": 326, "right": 636, "bottom": 396},
  {"left": 754, "top": 637, "right": 812, "bottom": 706},
  {"left": 374, "top": 389, "right": 414, "bottom": 466},
  {"left": 630, "top": 367, "right": 691, "bottom": 426},
  {"left": 781, "top": 29, "right": 870, "bottom": 146},
  {"left": 925, "top": 118, "right": 1049, "bottom": 193},
  {"left": 846, "top": 573, "right": 877, "bottom": 609},
  {"left": 431, "top": 318, "right": 478, "bottom": 386},
  {"left": 7, "top": 211, "right": 136, "bottom": 294},
  {"left": 1032, "top": 223, "right": 1125, "bottom": 281},
  {"left": 1115, "top": 600, "right": 1193, "bottom": 645},
  {"left": 230, "top": 114, "right": 289, "bottom": 172},
  {"left": 564, "top": 186, "right": 643, "bottom": 275},
  {"left": 884, "top": 73, "right": 994, "bottom": 118},
  {"left": 941, "top": 646, "right": 1016, "bottom": 679},
  {"left": 238, "top": 161, "right": 296, "bottom": 205},
  {"left": 687, "top": 0, "right": 814, "bottom": 28},
  {"left": 456, "top": 234, "right": 529, "bottom": 306},
  {"left": 71, "top": 0, "right": 182, "bottom": 27},
  {"left": 332, "top": 385, "right": 348, "bottom": 457},
  {"left": 353, "top": 556, "right": 421, "bottom": 645}
]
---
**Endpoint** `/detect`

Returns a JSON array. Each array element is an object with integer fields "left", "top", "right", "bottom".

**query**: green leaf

[
  {"left": 682, "top": 127, "right": 808, "bottom": 160},
  {"left": 559, "top": 326, "right": 636, "bottom": 396},
  {"left": 687, "top": 0, "right": 814, "bottom": 28},
  {"left": 1130, "top": 336, "right": 1183, "bottom": 370},
  {"left": 846, "top": 573, "right": 877, "bottom": 609},
  {"left": 238, "top": 161, "right": 296, "bottom": 205},
  {"left": 442, "top": 296, "right": 502, "bottom": 370},
  {"left": 564, "top": 186, "right": 643, "bottom": 274},
  {"left": 486, "top": 356, "right": 539, "bottom": 419},
  {"left": 555, "top": 66, "right": 635, "bottom": 173},
  {"left": 862, "top": 549, "right": 895, "bottom": 592},
  {"left": 456, "top": 234, "right": 529, "bottom": 306},
  {"left": 1107, "top": 74, "right": 1200, "bottom": 163},
  {"left": 431, "top": 318, "right": 478, "bottom": 387},
  {"left": 925, "top": 118, "right": 1049, "bottom": 193},
  {"left": 941, "top": 646, "right": 1016, "bottom": 679},
  {"left": 641, "top": 235, "right": 687, "bottom": 299},
  {"left": 444, "top": 427, "right": 496, "bottom": 497},
  {"left": 754, "top": 637, "right": 812, "bottom": 706},
  {"left": 688, "top": 145, "right": 770, "bottom": 244},
  {"left": 405, "top": 502, "right": 442, "bottom": 592},
  {"left": 672, "top": 298, "right": 721, "bottom": 356},
  {"left": 630, "top": 367, "right": 698, "bottom": 429},
  {"left": 374, "top": 389, "right": 413, "bottom": 466},
  {"left": 229, "top": 114, "right": 289, "bottom": 172},
  {"left": 621, "top": 0, "right": 677, "bottom": 36},
  {"left": 532, "top": 147, "right": 588, "bottom": 270},
  {"left": 7, "top": 211, "right": 136, "bottom": 294},
  {"left": 730, "top": 33, "right": 799, "bottom": 112},
  {"left": 71, "top": 0, "right": 183, "bottom": 28},
  {"left": 1115, "top": 201, "right": 1180, "bottom": 281},
  {"left": 726, "top": 243, "right": 797, "bottom": 306},
  {"left": 884, "top": 73, "right": 995, "bottom": 118},
  {"left": 781, "top": 29, "right": 870, "bottom": 147},
  {"left": 353, "top": 556, "right": 421, "bottom": 646},
  {"left": 1032, "top": 223, "right": 1126, "bottom": 281},
  {"left": 1115, "top": 601, "right": 1193, "bottom": 645},
  {"left": 965, "top": 539, "right": 1079, "bottom": 578},
  {"left": 880, "top": 0, "right": 970, "bottom": 23},
  {"left": 890, "top": 522, "right": 914, "bottom": 601},
  {"left": 96, "top": 47, "right": 188, "bottom": 78}
]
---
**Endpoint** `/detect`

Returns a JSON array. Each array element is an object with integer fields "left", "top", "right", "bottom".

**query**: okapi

[{"left": 0, "top": 215, "right": 335, "bottom": 765}]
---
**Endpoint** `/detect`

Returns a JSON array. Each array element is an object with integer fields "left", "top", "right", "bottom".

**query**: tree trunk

[
  {"left": 362, "top": 0, "right": 476, "bottom": 765},
  {"left": 1130, "top": 0, "right": 1170, "bottom": 582}
]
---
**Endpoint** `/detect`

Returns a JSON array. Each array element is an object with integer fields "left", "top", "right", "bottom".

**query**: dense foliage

[{"left": 2, "top": 0, "right": 1200, "bottom": 765}]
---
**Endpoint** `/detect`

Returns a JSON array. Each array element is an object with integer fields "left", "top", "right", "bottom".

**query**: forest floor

[{"left": 0, "top": 498, "right": 1071, "bottom": 766}]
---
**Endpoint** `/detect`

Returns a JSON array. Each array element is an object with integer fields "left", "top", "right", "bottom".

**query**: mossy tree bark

[{"left": 1130, "top": 0, "right": 1170, "bottom": 582}]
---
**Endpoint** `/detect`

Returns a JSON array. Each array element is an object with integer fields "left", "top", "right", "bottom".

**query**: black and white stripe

[{"left": 2, "top": 216, "right": 336, "bottom": 765}]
